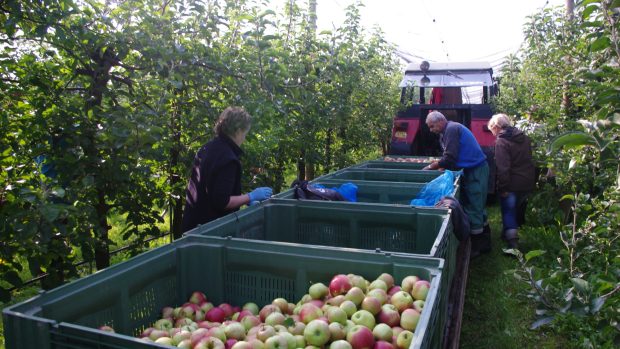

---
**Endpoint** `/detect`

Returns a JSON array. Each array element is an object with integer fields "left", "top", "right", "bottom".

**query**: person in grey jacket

[{"left": 488, "top": 114, "right": 536, "bottom": 250}]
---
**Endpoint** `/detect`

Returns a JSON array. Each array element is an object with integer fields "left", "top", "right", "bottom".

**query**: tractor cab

[
  {"left": 389, "top": 61, "right": 498, "bottom": 191},
  {"left": 390, "top": 61, "right": 497, "bottom": 155}
]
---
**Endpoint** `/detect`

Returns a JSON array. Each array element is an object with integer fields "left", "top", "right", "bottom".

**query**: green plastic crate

[
  {"left": 353, "top": 156, "right": 439, "bottom": 170},
  {"left": 185, "top": 199, "right": 459, "bottom": 343},
  {"left": 316, "top": 168, "right": 442, "bottom": 183},
  {"left": 274, "top": 178, "right": 460, "bottom": 204},
  {"left": 3, "top": 235, "right": 444, "bottom": 349}
]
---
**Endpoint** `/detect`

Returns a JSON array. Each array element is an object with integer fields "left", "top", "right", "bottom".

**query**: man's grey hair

[{"left": 426, "top": 111, "right": 447, "bottom": 123}]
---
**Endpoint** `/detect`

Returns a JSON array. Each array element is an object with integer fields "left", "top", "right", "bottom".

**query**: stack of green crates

[
  {"left": 315, "top": 168, "right": 442, "bottom": 183},
  {"left": 274, "top": 179, "right": 460, "bottom": 204},
  {"left": 2, "top": 235, "right": 444, "bottom": 349}
]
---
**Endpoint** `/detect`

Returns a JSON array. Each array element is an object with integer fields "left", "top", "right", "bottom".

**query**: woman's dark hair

[{"left": 214, "top": 107, "right": 252, "bottom": 137}]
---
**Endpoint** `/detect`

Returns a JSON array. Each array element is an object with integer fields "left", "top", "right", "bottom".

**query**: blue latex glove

[{"left": 248, "top": 187, "right": 273, "bottom": 202}]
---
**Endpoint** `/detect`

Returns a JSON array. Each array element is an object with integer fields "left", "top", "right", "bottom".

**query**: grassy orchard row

[{"left": 114, "top": 272, "right": 431, "bottom": 348}]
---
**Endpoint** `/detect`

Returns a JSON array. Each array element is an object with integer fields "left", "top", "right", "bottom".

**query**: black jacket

[
  {"left": 181, "top": 135, "right": 243, "bottom": 232},
  {"left": 495, "top": 127, "right": 536, "bottom": 193}
]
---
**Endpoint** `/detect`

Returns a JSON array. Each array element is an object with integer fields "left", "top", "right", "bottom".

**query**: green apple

[
  {"left": 339, "top": 300, "right": 357, "bottom": 318},
  {"left": 351, "top": 310, "right": 376, "bottom": 329},
  {"left": 372, "top": 323, "right": 393, "bottom": 341},
  {"left": 309, "top": 283, "right": 329, "bottom": 300},
  {"left": 326, "top": 306, "right": 348, "bottom": 325},
  {"left": 303, "top": 319, "right": 331, "bottom": 347},
  {"left": 344, "top": 287, "right": 365, "bottom": 306},
  {"left": 368, "top": 279, "right": 388, "bottom": 292},
  {"left": 396, "top": 330, "right": 413, "bottom": 349}
]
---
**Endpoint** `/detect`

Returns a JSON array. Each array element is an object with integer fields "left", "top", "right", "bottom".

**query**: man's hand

[{"left": 422, "top": 162, "right": 439, "bottom": 170}]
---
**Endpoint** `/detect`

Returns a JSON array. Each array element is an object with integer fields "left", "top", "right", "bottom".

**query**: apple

[
  {"left": 225, "top": 321, "right": 247, "bottom": 340},
  {"left": 309, "top": 282, "right": 330, "bottom": 300},
  {"left": 208, "top": 326, "right": 228, "bottom": 342},
  {"left": 161, "top": 306, "right": 174, "bottom": 319},
  {"left": 390, "top": 291, "right": 414, "bottom": 312},
  {"left": 400, "top": 276, "right": 420, "bottom": 294},
  {"left": 299, "top": 294, "right": 313, "bottom": 304},
  {"left": 345, "top": 287, "right": 365, "bottom": 306},
  {"left": 287, "top": 303, "right": 296, "bottom": 315},
  {"left": 148, "top": 329, "right": 169, "bottom": 341},
  {"left": 207, "top": 307, "right": 227, "bottom": 322},
  {"left": 195, "top": 336, "right": 226, "bottom": 349},
  {"left": 260, "top": 304, "right": 282, "bottom": 322},
  {"left": 232, "top": 341, "right": 253, "bottom": 349},
  {"left": 351, "top": 310, "right": 375, "bottom": 329},
  {"left": 257, "top": 325, "right": 277, "bottom": 342},
  {"left": 241, "top": 314, "right": 262, "bottom": 331},
  {"left": 347, "top": 274, "right": 368, "bottom": 293},
  {"left": 98, "top": 325, "right": 114, "bottom": 333},
  {"left": 154, "top": 337, "right": 173, "bottom": 346},
  {"left": 237, "top": 310, "right": 254, "bottom": 322},
  {"left": 201, "top": 301, "right": 215, "bottom": 313},
  {"left": 298, "top": 303, "right": 323, "bottom": 324},
  {"left": 346, "top": 325, "right": 375, "bottom": 349},
  {"left": 387, "top": 286, "right": 401, "bottom": 297},
  {"left": 391, "top": 326, "right": 404, "bottom": 338},
  {"left": 366, "top": 289, "right": 388, "bottom": 305},
  {"left": 197, "top": 320, "right": 219, "bottom": 329},
  {"left": 326, "top": 295, "right": 346, "bottom": 306},
  {"left": 395, "top": 330, "right": 413, "bottom": 349},
  {"left": 172, "top": 306, "right": 183, "bottom": 319},
  {"left": 361, "top": 296, "right": 382, "bottom": 315},
  {"left": 272, "top": 298, "right": 289, "bottom": 313},
  {"left": 329, "top": 274, "right": 353, "bottom": 296},
  {"left": 377, "top": 304, "right": 400, "bottom": 327},
  {"left": 279, "top": 331, "right": 297, "bottom": 349},
  {"left": 265, "top": 312, "right": 286, "bottom": 326},
  {"left": 326, "top": 306, "right": 348, "bottom": 325},
  {"left": 399, "top": 309, "right": 420, "bottom": 332},
  {"left": 181, "top": 302, "right": 199, "bottom": 319},
  {"left": 371, "top": 324, "right": 392, "bottom": 342},
  {"left": 328, "top": 322, "right": 346, "bottom": 341},
  {"left": 172, "top": 330, "right": 192, "bottom": 345},
  {"left": 340, "top": 300, "right": 357, "bottom": 317},
  {"left": 177, "top": 339, "right": 192, "bottom": 349},
  {"left": 287, "top": 321, "right": 306, "bottom": 335},
  {"left": 303, "top": 319, "right": 331, "bottom": 347},
  {"left": 273, "top": 324, "right": 288, "bottom": 333},
  {"left": 190, "top": 328, "right": 211, "bottom": 346},
  {"left": 190, "top": 291, "right": 208, "bottom": 304},
  {"left": 219, "top": 303, "right": 234, "bottom": 318},
  {"left": 377, "top": 274, "right": 395, "bottom": 289},
  {"left": 226, "top": 339, "right": 239, "bottom": 349},
  {"left": 243, "top": 302, "right": 260, "bottom": 315},
  {"left": 373, "top": 340, "right": 394, "bottom": 349},
  {"left": 140, "top": 327, "right": 154, "bottom": 338},
  {"left": 294, "top": 334, "right": 306, "bottom": 348},
  {"left": 248, "top": 338, "right": 266, "bottom": 349},
  {"left": 412, "top": 300, "right": 424, "bottom": 313},
  {"left": 330, "top": 339, "right": 353, "bottom": 349},
  {"left": 410, "top": 280, "right": 430, "bottom": 301},
  {"left": 309, "top": 299, "right": 325, "bottom": 309},
  {"left": 265, "top": 334, "right": 289, "bottom": 349},
  {"left": 368, "top": 280, "right": 388, "bottom": 292}
]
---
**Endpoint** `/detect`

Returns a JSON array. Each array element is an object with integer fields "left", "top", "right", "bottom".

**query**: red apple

[
  {"left": 410, "top": 280, "right": 430, "bottom": 301},
  {"left": 345, "top": 287, "right": 365, "bottom": 306},
  {"left": 346, "top": 325, "right": 375, "bottom": 349},
  {"left": 377, "top": 304, "right": 400, "bottom": 327},
  {"left": 329, "top": 274, "right": 353, "bottom": 296},
  {"left": 377, "top": 273, "right": 395, "bottom": 290},
  {"left": 399, "top": 309, "right": 420, "bottom": 332},
  {"left": 373, "top": 341, "right": 394, "bottom": 349},
  {"left": 260, "top": 304, "right": 282, "bottom": 322},
  {"left": 298, "top": 303, "right": 323, "bottom": 324},
  {"left": 190, "top": 291, "right": 208, "bottom": 304},
  {"left": 387, "top": 286, "right": 401, "bottom": 297},
  {"left": 207, "top": 307, "right": 227, "bottom": 322},
  {"left": 272, "top": 298, "right": 289, "bottom": 313},
  {"left": 219, "top": 303, "right": 234, "bottom": 318},
  {"left": 361, "top": 296, "right": 382, "bottom": 315},
  {"left": 226, "top": 339, "right": 239, "bottom": 349},
  {"left": 400, "top": 276, "right": 420, "bottom": 294}
]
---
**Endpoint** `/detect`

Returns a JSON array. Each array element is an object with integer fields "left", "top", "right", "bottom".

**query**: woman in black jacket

[
  {"left": 181, "top": 107, "right": 272, "bottom": 233},
  {"left": 488, "top": 114, "right": 536, "bottom": 250}
]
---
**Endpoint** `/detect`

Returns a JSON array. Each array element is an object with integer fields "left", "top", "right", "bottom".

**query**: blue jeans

[{"left": 499, "top": 192, "right": 528, "bottom": 232}]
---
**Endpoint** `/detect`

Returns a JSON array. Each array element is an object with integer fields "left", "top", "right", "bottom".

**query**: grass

[{"left": 460, "top": 204, "right": 567, "bottom": 348}]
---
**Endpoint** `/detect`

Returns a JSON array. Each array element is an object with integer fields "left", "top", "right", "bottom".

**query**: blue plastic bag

[
  {"left": 410, "top": 170, "right": 460, "bottom": 206},
  {"left": 314, "top": 182, "right": 358, "bottom": 202}
]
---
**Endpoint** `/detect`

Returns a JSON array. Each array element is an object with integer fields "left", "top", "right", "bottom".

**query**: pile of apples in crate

[
  {"left": 382, "top": 157, "right": 439, "bottom": 163},
  {"left": 102, "top": 273, "right": 431, "bottom": 349}
]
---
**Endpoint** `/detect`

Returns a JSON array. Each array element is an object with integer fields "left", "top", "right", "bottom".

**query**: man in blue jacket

[{"left": 423, "top": 111, "right": 491, "bottom": 258}]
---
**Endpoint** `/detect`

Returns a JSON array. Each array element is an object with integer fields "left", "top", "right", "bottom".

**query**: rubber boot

[
  {"left": 479, "top": 223, "right": 492, "bottom": 254},
  {"left": 504, "top": 228, "right": 519, "bottom": 251}
]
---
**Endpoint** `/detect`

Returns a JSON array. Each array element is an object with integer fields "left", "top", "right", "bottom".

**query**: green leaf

[
  {"left": 559, "top": 194, "right": 573, "bottom": 202},
  {"left": 283, "top": 317, "right": 294, "bottom": 327},
  {"left": 571, "top": 278, "right": 590, "bottom": 293},
  {"left": 590, "top": 36, "right": 611, "bottom": 52},
  {"left": 591, "top": 297, "right": 605, "bottom": 313},
  {"left": 525, "top": 250, "right": 546, "bottom": 261},
  {"left": 530, "top": 316, "right": 553, "bottom": 330},
  {"left": 548, "top": 132, "right": 598, "bottom": 154},
  {"left": 581, "top": 5, "right": 597, "bottom": 20}
]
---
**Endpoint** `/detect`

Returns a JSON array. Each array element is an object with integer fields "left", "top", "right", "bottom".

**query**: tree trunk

[
  {"left": 297, "top": 150, "right": 306, "bottom": 181},
  {"left": 94, "top": 188, "right": 110, "bottom": 269},
  {"left": 324, "top": 128, "right": 333, "bottom": 174},
  {"left": 170, "top": 97, "right": 184, "bottom": 240}
]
